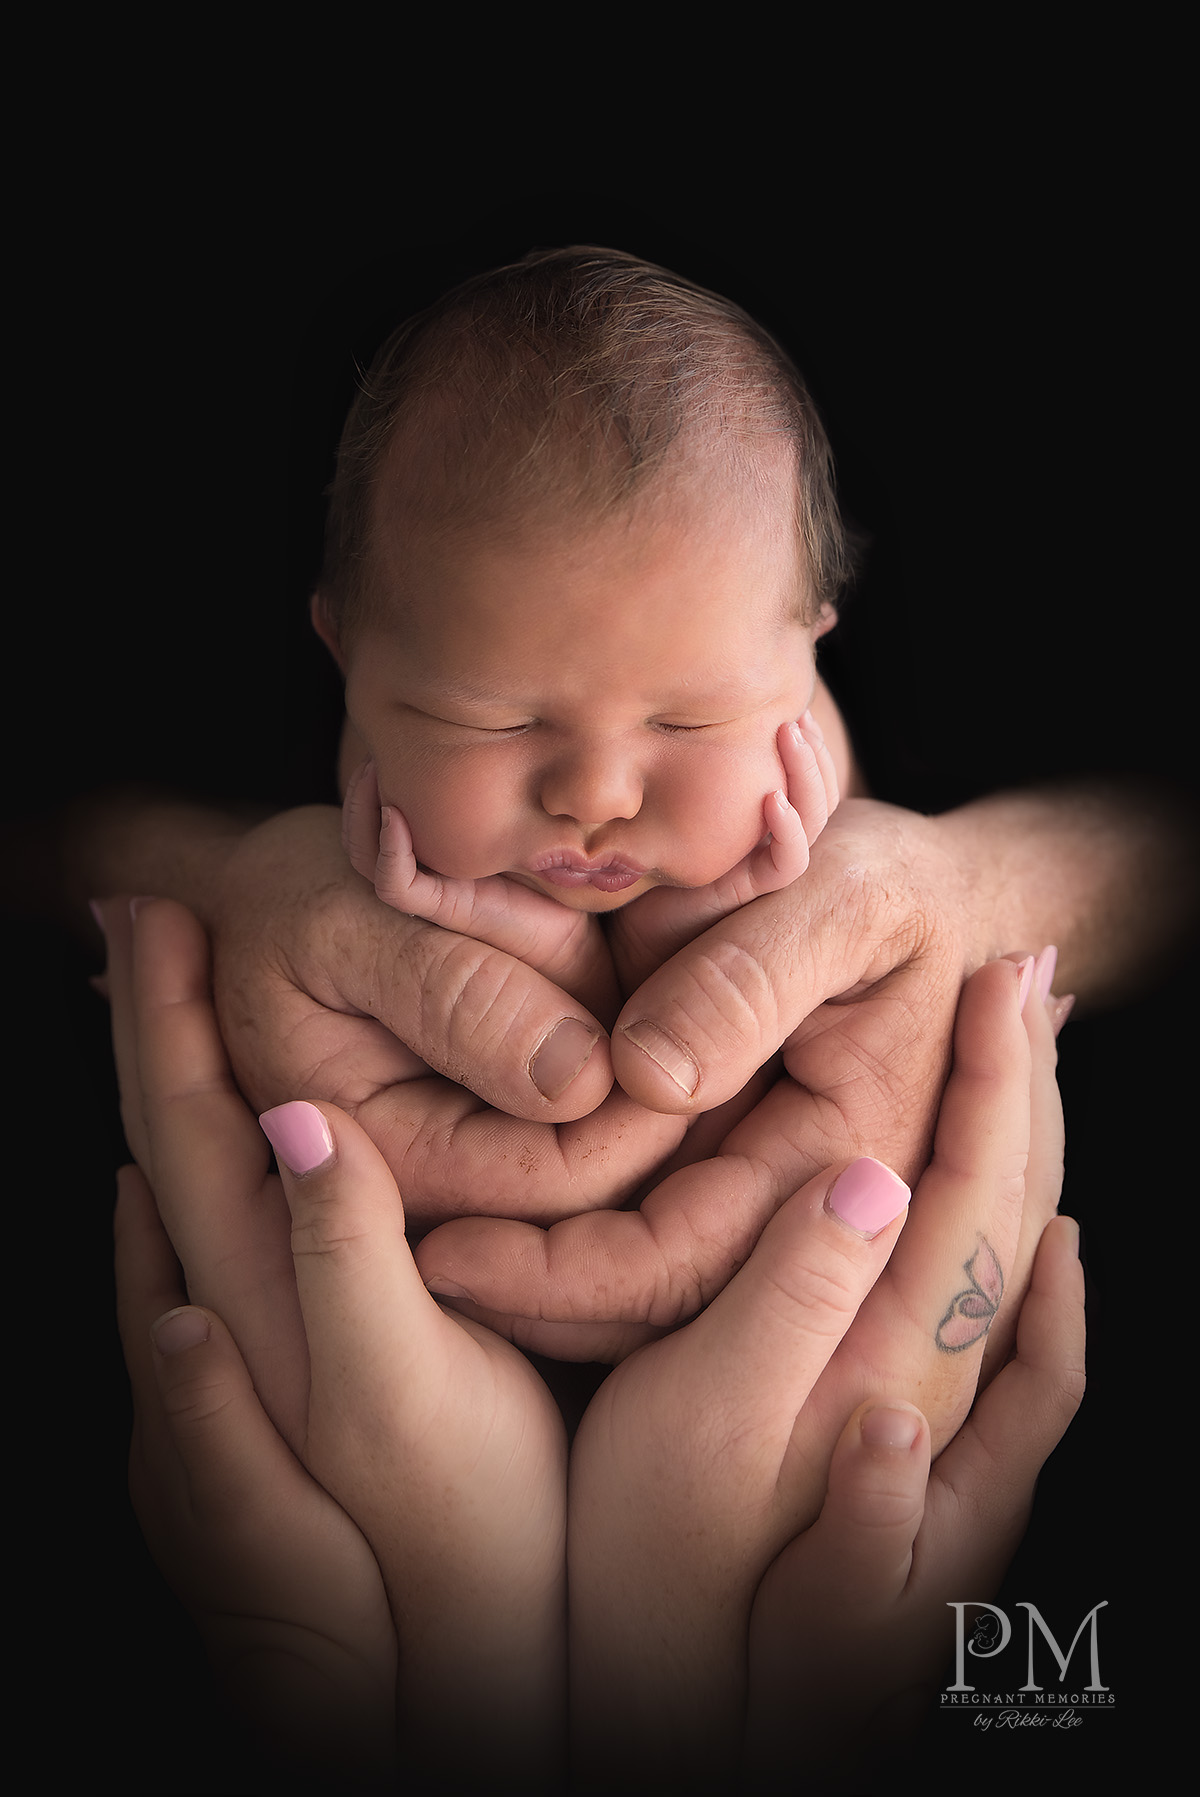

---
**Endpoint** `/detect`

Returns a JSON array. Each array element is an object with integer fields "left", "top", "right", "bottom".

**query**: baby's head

[{"left": 314, "top": 247, "right": 850, "bottom": 911}]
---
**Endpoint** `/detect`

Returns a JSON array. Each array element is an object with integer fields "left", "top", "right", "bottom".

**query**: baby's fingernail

[
  {"left": 529, "top": 1018, "right": 600, "bottom": 1099},
  {"left": 620, "top": 1019, "right": 700, "bottom": 1096},
  {"left": 860, "top": 1404, "right": 922, "bottom": 1451},
  {"left": 826, "top": 1157, "right": 911, "bottom": 1238},
  {"left": 152, "top": 1307, "right": 211, "bottom": 1355},
  {"left": 259, "top": 1101, "right": 335, "bottom": 1174},
  {"left": 1034, "top": 945, "right": 1058, "bottom": 1004}
]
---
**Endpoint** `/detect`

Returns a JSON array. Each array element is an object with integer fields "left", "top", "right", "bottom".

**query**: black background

[{"left": 10, "top": 42, "right": 1192, "bottom": 1794}]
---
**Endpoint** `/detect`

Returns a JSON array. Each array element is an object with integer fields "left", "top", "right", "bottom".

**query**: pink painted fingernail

[
  {"left": 826, "top": 1157, "right": 911, "bottom": 1238},
  {"left": 860, "top": 1404, "right": 922, "bottom": 1451},
  {"left": 1034, "top": 945, "right": 1058, "bottom": 1003},
  {"left": 1017, "top": 954, "right": 1036, "bottom": 1012},
  {"left": 529, "top": 1018, "right": 601, "bottom": 1099},
  {"left": 1049, "top": 993, "right": 1076, "bottom": 1037},
  {"left": 88, "top": 899, "right": 105, "bottom": 933},
  {"left": 151, "top": 1307, "right": 211, "bottom": 1355},
  {"left": 259, "top": 1101, "right": 335, "bottom": 1174},
  {"left": 620, "top": 1019, "right": 700, "bottom": 1096}
]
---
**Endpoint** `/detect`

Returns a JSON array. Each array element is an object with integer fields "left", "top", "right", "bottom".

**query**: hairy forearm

[
  {"left": 51, "top": 787, "right": 271, "bottom": 934},
  {"left": 944, "top": 778, "right": 1198, "bottom": 1005}
]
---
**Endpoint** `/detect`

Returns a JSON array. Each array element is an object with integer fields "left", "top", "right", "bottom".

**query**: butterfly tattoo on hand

[{"left": 936, "top": 1237, "right": 1004, "bottom": 1352}]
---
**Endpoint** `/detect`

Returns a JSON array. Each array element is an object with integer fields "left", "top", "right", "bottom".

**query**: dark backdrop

[{"left": 11, "top": 80, "right": 1191, "bottom": 1794}]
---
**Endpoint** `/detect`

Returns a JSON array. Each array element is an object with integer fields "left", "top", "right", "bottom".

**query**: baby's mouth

[{"left": 528, "top": 850, "right": 648, "bottom": 893}]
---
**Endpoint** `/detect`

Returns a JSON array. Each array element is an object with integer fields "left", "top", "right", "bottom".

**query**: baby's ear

[
  {"left": 310, "top": 591, "right": 347, "bottom": 672},
  {"left": 813, "top": 602, "right": 838, "bottom": 641}
]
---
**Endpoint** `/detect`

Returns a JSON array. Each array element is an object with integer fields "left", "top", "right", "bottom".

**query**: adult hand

[
  {"left": 567, "top": 955, "right": 1072, "bottom": 1788},
  {"left": 114, "top": 1160, "right": 398, "bottom": 1788},
  {"left": 202, "top": 806, "right": 691, "bottom": 1230},
  {"left": 414, "top": 799, "right": 1071, "bottom": 1351},
  {"left": 745, "top": 1215, "right": 1085, "bottom": 1790},
  {"left": 105, "top": 896, "right": 569, "bottom": 1789}
]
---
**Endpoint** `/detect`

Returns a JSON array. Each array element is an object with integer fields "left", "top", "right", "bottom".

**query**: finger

[
  {"left": 767, "top": 1401, "right": 932, "bottom": 1614},
  {"left": 375, "top": 804, "right": 424, "bottom": 911},
  {"left": 114, "top": 1162, "right": 306, "bottom": 1528},
  {"left": 357, "top": 1077, "right": 688, "bottom": 1232},
  {"left": 803, "top": 959, "right": 1034, "bottom": 1461},
  {"left": 745, "top": 1400, "right": 933, "bottom": 1779},
  {"left": 611, "top": 802, "right": 922, "bottom": 1115},
  {"left": 416, "top": 1153, "right": 909, "bottom": 1371},
  {"left": 100, "top": 895, "right": 153, "bottom": 1174},
  {"left": 341, "top": 756, "right": 382, "bottom": 882},
  {"left": 257, "top": 1099, "right": 472, "bottom": 1493},
  {"left": 761, "top": 786, "right": 809, "bottom": 884},
  {"left": 222, "top": 805, "right": 618, "bottom": 1123},
  {"left": 779, "top": 715, "right": 833, "bottom": 847},
  {"left": 114, "top": 1161, "right": 189, "bottom": 1420},
  {"left": 799, "top": 705, "right": 841, "bottom": 819},
  {"left": 936, "top": 1216, "right": 1085, "bottom": 1532},
  {"left": 678, "top": 1156, "right": 912, "bottom": 1440},
  {"left": 980, "top": 946, "right": 1066, "bottom": 1380},
  {"left": 125, "top": 898, "right": 305, "bottom": 1439}
]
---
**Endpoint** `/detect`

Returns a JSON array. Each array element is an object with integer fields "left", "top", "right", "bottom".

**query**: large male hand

[
  {"left": 205, "top": 805, "right": 687, "bottom": 1231},
  {"left": 415, "top": 800, "right": 1067, "bottom": 1356}
]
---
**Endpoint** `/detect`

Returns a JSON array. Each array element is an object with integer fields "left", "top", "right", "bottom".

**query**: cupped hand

[
  {"left": 196, "top": 806, "right": 689, "bottom": 1230},
  {"left": 106, "top": 895, "right": 568, "bottom": 1788},
  {"left": 114, "top": 1160, "right": 398, "bottom": 1787},
  {"left": 564, "top": 954, "right": 1065, "bottom": 1786},
  {"left": 745, "top": 1214, "right": 1085, "bottom": 1789},
  {"left": 414, "top": 799, "right": 1068, "bottom": 1352}
]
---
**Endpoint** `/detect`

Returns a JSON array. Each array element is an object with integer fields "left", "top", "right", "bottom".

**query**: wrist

[
  {"left": 64, "top": 786, "right": 264, "bottom": 930},
  {"left": 934, "top": 780, "right": 1198, "bottom": 1005}
]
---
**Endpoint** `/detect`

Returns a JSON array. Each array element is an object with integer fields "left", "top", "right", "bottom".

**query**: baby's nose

[{"left": 538, "top": 742, "right": 644, "bottom": 827}]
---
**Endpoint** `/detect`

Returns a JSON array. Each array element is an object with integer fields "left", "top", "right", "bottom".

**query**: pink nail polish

[
  {"left": 826, "top": 1157, "right": 911, "bottom": 1238},
  {"left": 1017, "top": 954, "right": 1036, "bottom": 1012},
  {"left": 259, "top": 1101, "right": 335, "bottom": 1175},
  {"left": 1034, "top": 945, "right": 1058, "bottom": 1003}
]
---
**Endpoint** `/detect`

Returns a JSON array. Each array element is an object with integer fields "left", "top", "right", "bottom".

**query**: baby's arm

[
  {"left": 608, "top": 713, "right": 838, "bottom": 993},
  {"left": 342, "top": 759, "right": 620, "bottom": 1023}
]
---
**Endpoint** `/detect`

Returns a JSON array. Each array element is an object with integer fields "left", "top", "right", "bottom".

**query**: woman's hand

[
  {"left": 745, "top": 1215, "right": 1085, "bottom": 1791},
  {"left": 104, "top": 896, "right": 568, "bottom": 1791},
  {"left": 566, "top": 953, "right": 1068, "bottom": 1789},
  {"left": 114, "top": 1160, "right": 398, "bottom": 1788}
]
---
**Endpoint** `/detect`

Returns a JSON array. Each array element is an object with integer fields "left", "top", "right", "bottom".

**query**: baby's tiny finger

[
  {"left": 342, "top": 757, "right": 382, "bottom": 881},
  {"left": 778, "top": 720, "right": 830, "bottom": 844},
  {"left": 799, "top": 708, "right": 840, "bottom": 816}
]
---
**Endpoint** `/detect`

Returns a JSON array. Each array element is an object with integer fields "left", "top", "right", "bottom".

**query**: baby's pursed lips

[{"left": 528, "top": 848, "right": 647, "bottom": 892}]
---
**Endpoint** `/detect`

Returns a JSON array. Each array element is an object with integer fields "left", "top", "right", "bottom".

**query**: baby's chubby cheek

[{"left": 650, "top": 740, "right": 783, "bottom": 886}]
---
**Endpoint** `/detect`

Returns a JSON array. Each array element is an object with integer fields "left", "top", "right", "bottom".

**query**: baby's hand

[
  {"left": 609, "top": 712, "right": 838, "bottom": 992},
  {"left": 343, "top": 760, "right": 620, "bottom": 1023}
]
